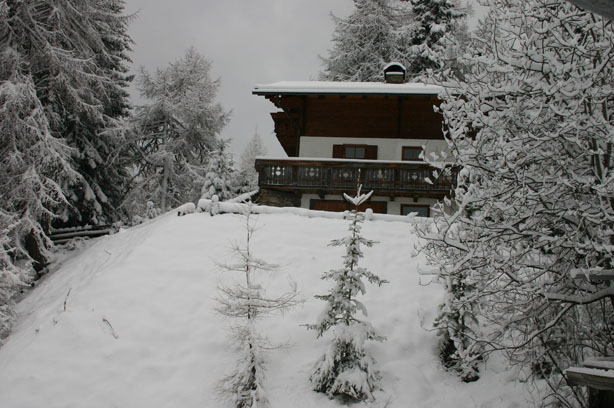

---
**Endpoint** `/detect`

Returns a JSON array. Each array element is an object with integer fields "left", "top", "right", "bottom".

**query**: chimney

[{"left": 384, "top": 62, "right": 406, "bottom": 84}]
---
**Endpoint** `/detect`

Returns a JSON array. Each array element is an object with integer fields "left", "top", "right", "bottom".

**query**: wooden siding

[
  {"left": 266, "top": 95, "right": 305, "bottom": 157},
  {"left": 305, "top": 95, "right": 398, "bottom": 138},
  {"left": 265, "top": 94, "right": 443, "bottom": 156},
  {"left": 400, "top": 96, "right": 443, "bottom": 139}
]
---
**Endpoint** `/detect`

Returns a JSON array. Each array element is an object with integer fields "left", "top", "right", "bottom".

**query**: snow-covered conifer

[
  {"left": 0, "top": 211, "right": 30, "bottom": 341},
  {"left": 201, "top": 139, "right": 237, "bottom": 202},
  {"left": 308, "top": 186, "right": 387, "bottom": 401},
  {"left": 407, "top": 0, "right": 466, "bottom": 79},
  {"left": 1, "top": 0, "right": 134, "bottom": 227},
  {"left": 237, "top": 131, "right": 267, "bottom": 193},
  {"left": 432, "top": 258, "right": 480, "bottom": 382},
  {"left": 0, "top": 43, "right": 87, "bottom": 336},
  {"left": 126, "top": 47, "right": 230, "bottom": 213},
  {"left": 216, "top": 206, "right": 299, "bottom": 408},
  {"left": 320, "top": 0, "right": 414, "bottom": 82},
  {"left": 417, "top": 0, "right": 614, "bottom": 404}
]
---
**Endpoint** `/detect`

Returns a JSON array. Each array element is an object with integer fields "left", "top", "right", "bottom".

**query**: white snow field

[{"left": 0, "top": 209, "right": 532, "bottom": 407}]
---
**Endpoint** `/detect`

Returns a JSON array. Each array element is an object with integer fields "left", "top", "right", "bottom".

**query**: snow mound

[{"left": 0, "top": 211, "right": 531, "bottom": 407}]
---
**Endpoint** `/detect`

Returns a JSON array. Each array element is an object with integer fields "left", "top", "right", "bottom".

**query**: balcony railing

[{"left": 255, "top": 158, "right": 456, "bottom": 197}]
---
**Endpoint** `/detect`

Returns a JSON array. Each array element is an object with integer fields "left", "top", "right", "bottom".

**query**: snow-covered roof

[{"left": 253, "top": 81, "right": 443, "bottom": 96}]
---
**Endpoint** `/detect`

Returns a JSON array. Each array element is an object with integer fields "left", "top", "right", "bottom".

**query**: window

[
  {"left": 332, "top": 144, "right": 378, "bottom": 160},
  {"left": 401, "top": 204, "right": 430, "bottom": 217},
  {"left": 345, "top": 146, "right": 366, "bottom": 159},
  {"left": 402, "top": 146, "right": 423, "bottom": 161}
]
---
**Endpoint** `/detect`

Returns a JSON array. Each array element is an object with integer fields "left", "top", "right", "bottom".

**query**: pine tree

[
  {"left": 320, "top": 0, "right": 414, "bottom": 82},
  {"left": 201, "top": 139, "right": 237, "bottom": 202},
  {"left": 417, "top": 0, "right": 614, "bottom": 404},
  {"left": 126, "top": 47, "right": 230, "bottom": 213},
  {"left": 308, "top": 186, "right": 387, "bottom": 401},
  {"left": 407, "top": 0, "right": 466, "bottom": 79},
  {"left": 59, "top": 0, "right": 134, "bottom": 226},
  {"left": 216, "top": 205, "right": 299, "bottom": 408},
  {"left": 0, "top": 0, "right": 132, "bottom": 338},
  {"left": 1, "top": 0, "right": 134, "bottom": 227}
]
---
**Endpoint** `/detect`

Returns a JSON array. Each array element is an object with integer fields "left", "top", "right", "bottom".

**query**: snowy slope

[{"left": 0, "top": 210, "right": 531, "bottom": 408}]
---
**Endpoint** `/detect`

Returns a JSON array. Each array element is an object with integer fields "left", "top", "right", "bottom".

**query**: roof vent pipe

[{"left": 384, "top": 62, "right": 406, "bottom": 84}]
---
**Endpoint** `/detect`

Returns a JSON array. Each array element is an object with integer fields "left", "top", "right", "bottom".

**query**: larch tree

[
  {"left": 415, "top": 0, "right": 614, "bottom": 405},
  {"left": 320, "top": 0, "right": 414, "bottom": 82},
  {"left": 216, "top": 205, "right": 299, "bottom": 408},
  {"left": 308, "top": 187, "right": 387, "bottom": 402},
  {"left": 125, "top": 47, "right": 230, "bottom": 214}
]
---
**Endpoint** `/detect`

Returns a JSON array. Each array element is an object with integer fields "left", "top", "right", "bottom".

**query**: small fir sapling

[
  {"left": 432, "top": 267, "right": 480, "bottom": 382},
  {"left": 201, "top": 139, "right": 237, "bottom": 202},
  {"left": 308, "top": 186, "right": 387, "bottom": 401},
  {"left": 216, "top": 205, "right": 299, "bottom": 408}
]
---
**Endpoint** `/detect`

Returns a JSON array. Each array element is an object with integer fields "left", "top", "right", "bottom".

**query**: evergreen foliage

[
  {"left": 416, "top": 0, "right": 614, "bottom": 404},
  {"left": 2, "top": 0, "right": 134, "bottom": 226},
  {"left": 126, "top": 47, "right": 230, "bottom": 213},
  {"left": 236, "top": 131, "right": 267, "bottom": 194},
  {"left": 0, "top": 0, "right": 132, "bottom": 338},
  {"left": 407, "top": 0, "right": 466, "bottom": 78},
  {"left": 320, "top": 0, "right": 414, "bottom": 82},
  {"left": 201, "top": 139, "right": 237, "bottom": 202},
  {"left": 308, "top": 187, "right": 387, "bottom": 401},
  {"left": 216, "top": 206, "right": 299, "bottom": 408},
  {"left": 432, "top": 266, "right": 480, "bottom": 382}
]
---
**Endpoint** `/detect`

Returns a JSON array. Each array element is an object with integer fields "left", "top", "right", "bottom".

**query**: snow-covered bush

[
  {"left": 0, "top": 212, "right": 29, "bottom": 342},
  {"left": 216, "top": 205, "right": 299, "bottom": 407},
  {"left": 308, "top": 187, "right": 387, "bottom": 401},
  {"left": 417, "top": 0, "right": 614, "bottom": 404},
  {"left": 176, "top": 202, "right": 195, "bottom": 217}
]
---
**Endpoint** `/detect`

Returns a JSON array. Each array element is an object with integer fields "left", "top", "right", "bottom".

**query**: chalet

[{"left": 252, "top": 63, "right": 455, "bottom": 216}]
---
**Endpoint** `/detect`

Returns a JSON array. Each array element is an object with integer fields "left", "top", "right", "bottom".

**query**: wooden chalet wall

[{"left": 265, "top": 94, "right": 443, "bottom": 157}]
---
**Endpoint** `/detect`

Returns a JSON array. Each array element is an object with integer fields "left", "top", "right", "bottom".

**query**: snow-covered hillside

[{"left": 0, "top": 210, "right": 531, "bottom": 407}]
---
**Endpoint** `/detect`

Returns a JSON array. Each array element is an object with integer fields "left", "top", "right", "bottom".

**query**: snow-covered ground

[{"left": 0, "top": 209, "right": 532, "bottom": 407}]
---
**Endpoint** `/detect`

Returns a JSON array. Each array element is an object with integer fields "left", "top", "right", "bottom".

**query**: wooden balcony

[{"left": 255, "top": 158, "right": 456, "bottom": 199}]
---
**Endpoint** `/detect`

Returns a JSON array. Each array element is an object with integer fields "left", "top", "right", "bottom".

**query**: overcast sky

[
  {"left": 124, "top": 0, "right": 485, "bottom": 159},
  {"left": 125, "top": 0, "right": 356, "bottom": 157}
]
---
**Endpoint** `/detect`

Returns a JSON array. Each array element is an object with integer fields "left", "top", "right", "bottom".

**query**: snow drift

[{"left": 0, "top": 210, "right": 530, "bottom": 407}]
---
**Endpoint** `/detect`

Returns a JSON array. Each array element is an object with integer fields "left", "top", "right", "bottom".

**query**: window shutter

[
  {"left": 332, "top": 144, "right": 344, "bottom": 158},
  {"left": 366, "top": 145, "right": 378, "bottom": 160}
]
